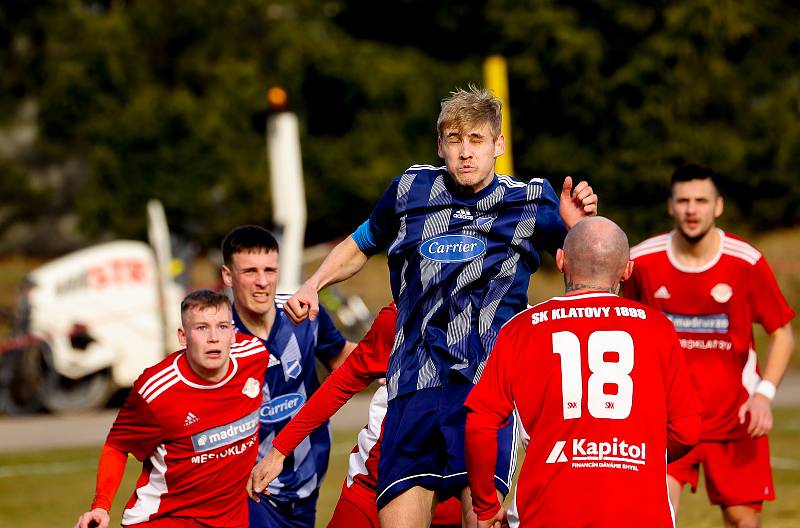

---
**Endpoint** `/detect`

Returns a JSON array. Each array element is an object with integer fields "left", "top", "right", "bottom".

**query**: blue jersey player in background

[
  {"left": 272, "top": 86, "right": 598, "bottom": 527},
  {"left": 221, "top": 226, "right": 355, "bottom": 528}
]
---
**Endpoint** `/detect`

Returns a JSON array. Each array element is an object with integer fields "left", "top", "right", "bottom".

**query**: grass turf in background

[{"left": 1, "top": 408, "right": 799, "bottom": 527}]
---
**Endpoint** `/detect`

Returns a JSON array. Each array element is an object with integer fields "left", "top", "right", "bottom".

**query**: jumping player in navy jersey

[
  {"left": 280, "top": 86, "right": 598, "bottom": 527},
  {"left": 221, "top": 226, "right": 355, "bottom": 528}
]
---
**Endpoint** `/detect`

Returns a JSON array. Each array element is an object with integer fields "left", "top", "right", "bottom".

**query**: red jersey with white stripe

[
  {"left": 106, "top": 335, "right": 268, "bottom": 527},
  {"left": 625, "top": 230, "right": 795, "bottom": 440},
  {"left": 465, "top": 293, "right": 701, "bottom": 527}
]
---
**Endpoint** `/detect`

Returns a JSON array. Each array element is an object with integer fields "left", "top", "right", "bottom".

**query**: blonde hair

[{"left": 437, "top": 85, "right": 502, "bottom": 139}]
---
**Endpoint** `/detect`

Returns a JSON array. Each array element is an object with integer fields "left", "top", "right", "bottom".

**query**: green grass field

[{"left": 1, "top": 408, "right": 798, "bottom": 527}]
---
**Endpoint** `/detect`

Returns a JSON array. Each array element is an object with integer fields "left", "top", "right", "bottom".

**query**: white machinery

[{"left": 0, "top": 200, "right": 183, "bottom": 413}]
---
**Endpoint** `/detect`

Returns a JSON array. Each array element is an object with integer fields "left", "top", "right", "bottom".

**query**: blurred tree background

[{"left": 1, "top": 0, "right": 799, "bottom": 254}]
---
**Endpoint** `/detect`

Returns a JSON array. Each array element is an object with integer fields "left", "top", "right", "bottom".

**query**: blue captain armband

[{"left": 351, "top": 220, "right": 380, "bottom": 254}]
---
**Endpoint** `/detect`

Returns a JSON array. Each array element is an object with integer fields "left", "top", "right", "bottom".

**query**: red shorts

[
  {"left": 432, "top": 496, "right": 462, "bottom": 527},
  {"left": 326, "top": 479, "right": 463, "bottom": 528},
  {"left": 667, "top": 435, "right": 774, "bottom": 508},
  {"left": 328, "top": 481, "right": 378, "bottom": 528}
]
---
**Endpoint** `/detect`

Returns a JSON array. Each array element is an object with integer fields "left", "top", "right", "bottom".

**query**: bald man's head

[{"left": 557, "top": 217, "right": 632, "bottom": 293}]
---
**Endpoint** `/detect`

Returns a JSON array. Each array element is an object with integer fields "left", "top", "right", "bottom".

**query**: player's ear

[
  {"left": 494, "top": 134, "right": 505, "bottom": 158},
  {"left": 714, "top": 195, "right": 724, "bottom": 219},
  {"left": 437, "top": 136, "right": 444, "bottom": 159},
  {"left": 556, "top": 248, "right": 566, "bottom": 274},
  {"left": 177, "top": 327, "right": 187, "bottom": 347},
  {"left": 221, "top": 265, "right": 233, "bottom": 288},
  {"left": 622, "top": 260, "right": 634, "bottom": 282}
]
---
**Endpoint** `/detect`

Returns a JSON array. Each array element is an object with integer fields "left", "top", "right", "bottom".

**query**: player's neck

[
  {"left": 564, "top": 280, "right": 619, "bottom": 296},
  {"left": 671, "top": 227, "right": 720, "bottom": 267},
  {"left": 186, "top": 357, "right": 231, "bottom": 384},
  {"left": 237, "top": 304, "right": 276, "bottom": 341}
]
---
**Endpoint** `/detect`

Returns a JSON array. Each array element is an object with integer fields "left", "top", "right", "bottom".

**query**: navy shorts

[
  {"left": 248, "top": 491, "right": 318, "bottom": 528},
  {"left": 376, "top": 380, "right": 516, "bottom": 509}
]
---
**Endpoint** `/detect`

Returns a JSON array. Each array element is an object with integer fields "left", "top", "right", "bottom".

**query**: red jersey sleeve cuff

[
  {"left": 476, "top": 505, "right": 502, "bottom": 522},
  {"left": 90, "top": 495, "right": 112, "bottom": 512},
  {"left": 271, "top": 437, "right": 292, "bottom": 457}
]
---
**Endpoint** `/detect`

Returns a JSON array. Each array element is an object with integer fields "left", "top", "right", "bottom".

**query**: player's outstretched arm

[
  {"left": 739, "top": 322, "right": 795, "bottom": 437},
  {"left": 284, "top": 236, "right": 369, "bottom": 323},
  {"left": 248, "top": 447, "right": 286, "bottom": 501},
  {"left": 75, "top": 508, "right": 110, "bottom": 528},
  {"left": 559, "top": 176, "right": 598, "bottom": 228},
  {"left": 75, "top": 443, "right": 128, "bottom": 528}
]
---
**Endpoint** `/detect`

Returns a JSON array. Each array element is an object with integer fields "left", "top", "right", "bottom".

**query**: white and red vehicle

[{"left": 0, "top": 201, "right": 183, "bottom": 413}]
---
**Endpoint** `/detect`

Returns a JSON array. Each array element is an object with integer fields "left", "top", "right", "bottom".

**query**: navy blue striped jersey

[
  {"left": 233, "top": 294, "right": 345, "bottom": 502},
  {"left": 354, "top": 165, "right": 566, "bottom": 400}
]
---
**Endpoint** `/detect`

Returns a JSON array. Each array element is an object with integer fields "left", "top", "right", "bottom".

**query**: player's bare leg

[
  {"left": 379, "top": 486, "right": 436, "bottom": 528},
  {"left": 722, "top": 505, "right": 761, "bottom": 528},
  {"left": 667, "top": 475, "right": 683, "bottom": 514}
]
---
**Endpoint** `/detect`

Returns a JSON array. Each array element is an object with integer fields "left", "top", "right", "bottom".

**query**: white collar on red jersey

[
  {"left": 172, "top": 352, "right": 239, "bottom": 390},
  {"left": 667, "top": 228, "right": 725, "bottom": 273}
]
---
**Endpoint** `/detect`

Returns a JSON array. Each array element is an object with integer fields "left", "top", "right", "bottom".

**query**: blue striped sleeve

[
  {"left": 533, "top": 179, "right": 568, "bottom": 256},
  {"left": 351, "top": 177, "right": 401, "bottom": 255}
]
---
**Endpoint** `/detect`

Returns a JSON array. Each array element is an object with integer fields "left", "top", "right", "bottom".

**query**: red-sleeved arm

[
  {"left": 273, "top": 304, "right": 397, "bottom": 455},
  {"left": 660, "top": 316, "right": 703, "bottom": 462},
  {"left": 89, "top": 444, "right": 128, "bottom": 511},
  {"left": 750, "top": 256, "right": 795, "bottom": 333},
  {"left": 667, "top": 414, "right": 702, "bottom": 462},
  {"left": 105, "top": 384, "right": 164, "bottom": 461},
  {"left": 465, "top": 327, "right": 518, "bottom": 521}
]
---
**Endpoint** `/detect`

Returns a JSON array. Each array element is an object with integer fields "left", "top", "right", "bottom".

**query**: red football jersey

[
  {"left": 626, "top": 230, "right": 795, "bottom": 440},
  {"left": 466, "top": 292, "right": 701, "bottom": 527},
  {"left": 106, "top": 335, "right": 268, "bottom": 527}
]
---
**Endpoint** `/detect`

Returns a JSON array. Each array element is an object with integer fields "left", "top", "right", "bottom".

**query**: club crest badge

[
  {"left": 711, "top": 283, "right": 733, "bottom": 303},
  {"left": 242, "top": 377, "right": 260, "bottom": 398}
]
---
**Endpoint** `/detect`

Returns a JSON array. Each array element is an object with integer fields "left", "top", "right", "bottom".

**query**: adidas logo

[
  {"left": 184, "top": 412, "right": 199, "bottom": 427},
  {"left": 654, "top": 286, "right": 671, "bottom": 299},
  {"left": 453, "top": 208, "right": 473, "bottom": 221}
]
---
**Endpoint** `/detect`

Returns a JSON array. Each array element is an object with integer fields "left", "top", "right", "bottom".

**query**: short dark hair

[
  {"left": 221, "top": 225, "right": 279, "bottom": 266},
  {"left": 670, "top": 163, "right": 720, "bottom": 195},
  {"left": 180, "top": 289, "right": 231, "bottom": 323}
]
